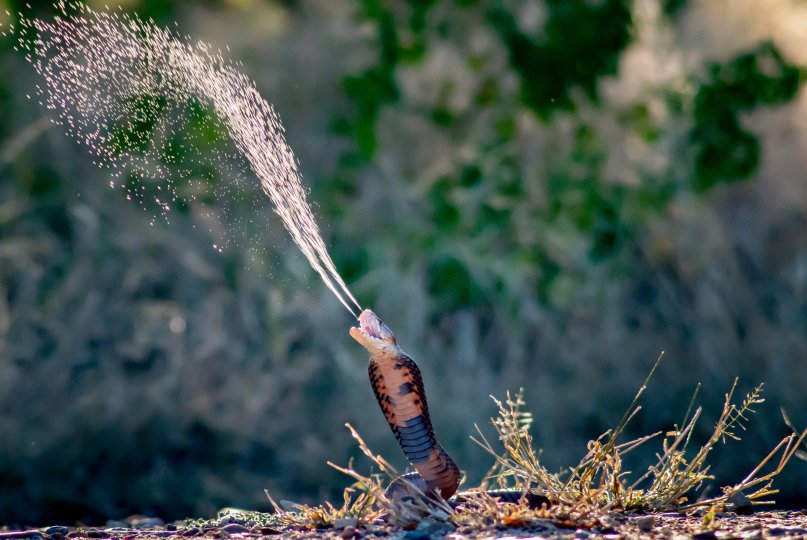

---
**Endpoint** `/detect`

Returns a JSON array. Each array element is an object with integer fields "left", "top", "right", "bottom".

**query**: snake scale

[{"left": 350, "top": 308, "right": 549, "bottom": 508}]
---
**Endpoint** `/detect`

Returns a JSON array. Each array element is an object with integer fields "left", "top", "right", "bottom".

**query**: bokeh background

[{"left": 1, "top": 0, "right": 807, "bottom": 526}]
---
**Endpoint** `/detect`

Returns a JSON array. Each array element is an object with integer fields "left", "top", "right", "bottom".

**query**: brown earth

[{"left": 2, "top": 510, "right": 807, "bottom": 540}]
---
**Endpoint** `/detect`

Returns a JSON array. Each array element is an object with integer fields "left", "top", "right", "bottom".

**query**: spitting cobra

[
  {"left": 350, "top": 309, "right": 550, "bottom": 508},
  {"left": 350, "top": 308, "right": 461, "bottom": 499}
]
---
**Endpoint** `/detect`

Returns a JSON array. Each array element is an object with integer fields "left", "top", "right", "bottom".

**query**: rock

[
  {"left": 220, "top": 524, "right": 250, "bottom": 535},
  {"left": 127, "top": 516, "right": 164, "bottom": 529},
  {"left": 401, "top": 531, "right": 430, "bottom": 540},
  {"left": 44, "top": 528, "right": 68, "bottom": 536},
  {"left": 636, "top": 516, "right": 655, "bottom": 532},
  {"left": 333, "top": 518, "right": 358, "bottom": 530},
  {"left": 180, "top": 528, "right": 201, "bottom": 537},
  {"left": 725, "top": 492, "right": 753, "bottom": 515},
  {"left": 340, "top": 526, "right": 356, "bottom": 539},
  {"left": 692, "top": 531, "right": 717, "bottom": 540},
  {"left": 0, "top": 531, "right": 43, "bottom": 539},
  {"left": 415, "top": 520, "right": 453, "bottom": 536}
]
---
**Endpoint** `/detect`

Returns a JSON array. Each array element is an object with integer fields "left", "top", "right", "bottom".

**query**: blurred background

[{"left": 1, "top": 0, "right": 807, "bottom": 526}]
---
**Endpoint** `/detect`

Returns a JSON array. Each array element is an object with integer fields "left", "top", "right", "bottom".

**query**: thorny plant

[{"left": 272, "top": 359, "right": 807, "bottom": 530}]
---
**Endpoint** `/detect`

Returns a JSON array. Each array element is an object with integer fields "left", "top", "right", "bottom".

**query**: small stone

[
  {"left": 692, "top": 531, "right": 717, "bottom": 540},
  {"left": 44, "top": 528, "right": 68, "bottom": 536},
  {"left": 340, "top": 526, "right": 355, "bottom": 539},
  {"left": 402, "top": 531, "right": 430, "bottom": 540},
  {"left": 258, "top": 528, "right": 280, "bottom": 536},
  {"left": 181, "top": 528, "right": 201, "bottom": 537},
  {"left": 333, "top": 518, "right": 358, "bottom": 530},
  {"left": 725, "top": 492, "right": 753, "bottom": 516},
  {"left": 636, "top": 516, "right": 656, "bottom": 532},
  {"left": 0, "top": 531, "right": 43, "bottom": 539},
  {"left": 574, "top": 529, "right": 590, "bottom": 539},
  {"left": 416, "top": 521, "right": 453, "bottom": 536},
  {"left": 127, "top": 517, "right": 164, "bottom": 529},
  {"left": 220, "top": 524, "right": 250, "bottom": 535}
]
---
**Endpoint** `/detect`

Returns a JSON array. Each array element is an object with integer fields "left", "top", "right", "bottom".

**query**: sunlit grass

[{"left": 273, "top": 357, "right": 807, "bottom": 531}]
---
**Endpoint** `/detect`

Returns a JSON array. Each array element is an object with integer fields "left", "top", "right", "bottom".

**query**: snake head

[{"left": 350, "top": 309, "right": 400, "bottom": 356}]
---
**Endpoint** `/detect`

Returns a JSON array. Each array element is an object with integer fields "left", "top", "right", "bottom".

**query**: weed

[{"left": 287, "top": 359, "right": 807, "bottom": 530}]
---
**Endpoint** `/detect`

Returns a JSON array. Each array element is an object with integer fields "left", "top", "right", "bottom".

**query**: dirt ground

[{"left": 2, "top": 510, "right": 807, "bottom": 540}]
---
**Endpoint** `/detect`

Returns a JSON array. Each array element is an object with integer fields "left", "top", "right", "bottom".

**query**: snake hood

[{"left": 349, "top": 309, "right": 401, "bottom": 357}]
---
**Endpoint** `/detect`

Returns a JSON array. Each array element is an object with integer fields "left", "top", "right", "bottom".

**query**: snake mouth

[
  {"left": 350, "top": 309, "right": 395, "bottom": 351},
  {"left": 358, "top": 309, "right": 382, "bottom": 339}
]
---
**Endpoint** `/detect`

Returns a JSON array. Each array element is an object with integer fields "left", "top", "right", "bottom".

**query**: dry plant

[
  {"left": 268, "top": 359, "right": 806, "bottom": 530},
  {"left": 266, "top": 423, "right": 452, "bottom": 529},
  {"left": 264, "top": 484, "right": 381, "bottom": 529},
  {"left": 473, "top": 355, "right": 807, "bottom": 519}
]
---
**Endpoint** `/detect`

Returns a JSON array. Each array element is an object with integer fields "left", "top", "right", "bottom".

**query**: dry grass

[{"left": 275, "top": 360, "right": 807, "bottom": 531}]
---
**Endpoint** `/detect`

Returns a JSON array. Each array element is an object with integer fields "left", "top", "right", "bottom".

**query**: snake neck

[{"left": 368, "top": 352, "right": 460, "bottom": 499}]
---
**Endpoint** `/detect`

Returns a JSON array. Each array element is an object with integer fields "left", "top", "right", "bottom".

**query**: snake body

[
  {"left": 351, "top": 309, "right": 460, "bottom": 499},
  {"left": 350, "top": 309, "right": 550, "bottom": 508}
]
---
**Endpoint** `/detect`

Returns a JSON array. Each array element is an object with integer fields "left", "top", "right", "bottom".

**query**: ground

[{"left": 2, "top": 510, "right": 807, "bottom": 540}]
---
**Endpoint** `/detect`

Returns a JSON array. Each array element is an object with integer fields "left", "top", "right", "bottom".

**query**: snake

[{"left": 349, "top": 308, "right": 549, "bottom": 508}]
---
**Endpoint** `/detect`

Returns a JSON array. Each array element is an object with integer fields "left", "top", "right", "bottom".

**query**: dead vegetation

[{"left": 266, "top": 358, "right": 807, "bottom": 532}]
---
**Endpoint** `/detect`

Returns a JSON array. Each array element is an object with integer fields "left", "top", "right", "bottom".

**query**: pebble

[
  {"left": 692, "top": 531, "right": 717, "bottom": 540},
  {"left": 333, "top": 518, "right": 358, "bottom": 530},
  {"left": 220, "top": 524, "right": 250, "bottom": 535},
  {"left": 401, "top": 531, "right": 430, "bottom": 540},
  {"left": 128, "top": 517, "right": 164, "bottom": 529},
  {"left": 726, "top": 492, "right": 753, "bottom": 515},
  {"left": 416, "top": 521, "right": 453, "bottom": 536},
  {"left": 636, "top": 516, "right": 656, "bottom": 532},
  {"left": 44, "top": 528, "right": 68, "bottom": 536},
  {"left": 340, "top": 526, "right": 355, "bottom": 539},
  {"left": 0, "top": 531, "right": 43, "bottom": 539},
  {"left": 180, "top": 527, "right": 201, "bottom": 537}
]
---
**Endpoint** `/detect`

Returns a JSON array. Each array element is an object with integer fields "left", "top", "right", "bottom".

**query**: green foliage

[
  {"left": 334, "top": 1, "right": 401, "bottom": 159},
  {"left": 691, "top": 42, "right": 803, "bottom": 191},
  {"left": 488, "top": 0, "right": 633, "bottom": 116}
]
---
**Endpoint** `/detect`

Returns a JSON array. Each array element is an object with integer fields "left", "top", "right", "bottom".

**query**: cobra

[{"left": 350, "top": 308, "right": 461, "bottom": 499}]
